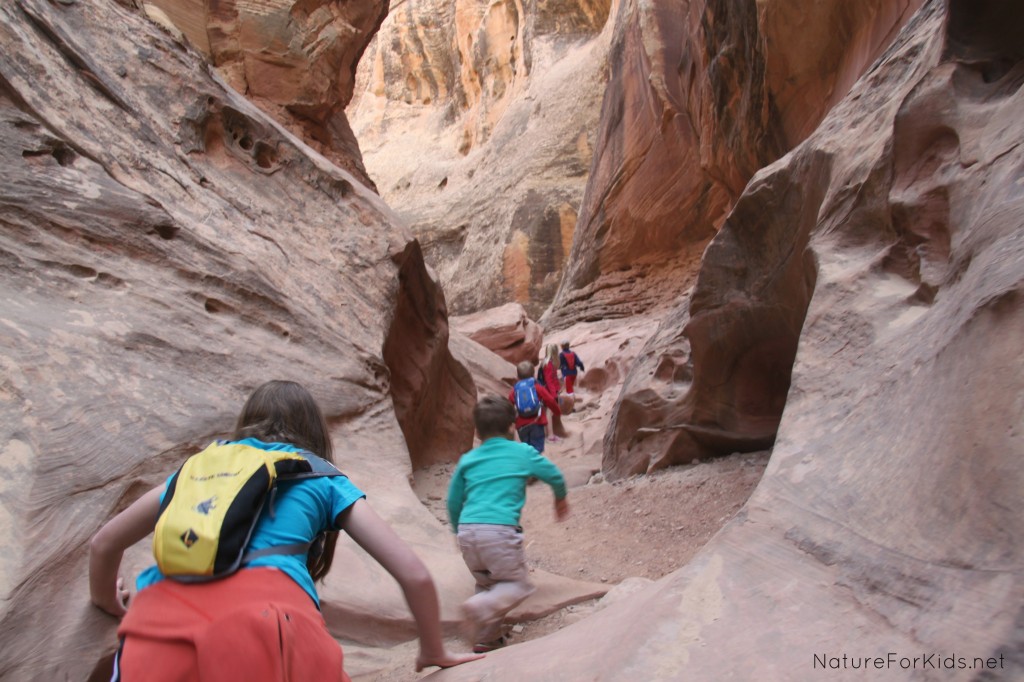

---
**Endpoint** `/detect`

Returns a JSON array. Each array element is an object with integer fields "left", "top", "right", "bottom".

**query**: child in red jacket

[
  {"left": 537, "top": 344, "right": 562, "bottom": 441},
  {"left": 509, "top": 361, "right": 560, "bottom": 454},
  {"left": 559, "top": 341, "right": 585, "bottom": 395}
]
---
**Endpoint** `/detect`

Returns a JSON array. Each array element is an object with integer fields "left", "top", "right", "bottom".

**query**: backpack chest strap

[{"left": 242, "top": 542, "right": 312, "bottom": 563}]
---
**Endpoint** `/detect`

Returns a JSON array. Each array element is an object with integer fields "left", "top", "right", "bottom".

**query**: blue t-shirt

[{"left": 136, "top": 438, "right": 365, "bottom": 606}]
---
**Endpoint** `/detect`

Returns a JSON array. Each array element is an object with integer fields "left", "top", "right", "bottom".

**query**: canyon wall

[
  {"left": 541, "top": 0, "right": 927, "bottom": 477},
  {"left": 2, "top": 0, "right": 1020, "bottom": 679},
  {"left": 344, "top": 0, "right": 930, "bottom": 480},
  {"left": 0, "top": 0, "right": 474, "bottom": 677},
  {"left": 546, "top": 0, "right": 925, "bottom": 329},
  {"left": 143, "top": 0, "right": 388, "bottom": 188},
  {"left": 343, "top": 0, "right": 925, "bottom": 322},
  {"left": 349, "top": 0, "right": 613, "bottom": 318},
  {"left": 436, "top": 0, "right": 1024, "bottom": 677}
]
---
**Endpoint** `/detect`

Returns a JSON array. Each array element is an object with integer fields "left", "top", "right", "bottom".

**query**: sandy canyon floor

[{"left": 350, "top": 395, "right": 771, "bottom": 680}]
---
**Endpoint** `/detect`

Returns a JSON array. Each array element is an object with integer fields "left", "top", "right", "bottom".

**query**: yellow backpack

[{"left": 153, "top": 441, "right": 342, "bottom": 582}]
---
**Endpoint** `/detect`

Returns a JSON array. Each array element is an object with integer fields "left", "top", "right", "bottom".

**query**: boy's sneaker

[{"left": 472, "top": 636, "right": 507, "bottom": 654}]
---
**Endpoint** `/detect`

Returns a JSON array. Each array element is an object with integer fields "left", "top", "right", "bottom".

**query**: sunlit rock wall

[{"left": 349, "top": 0, "right": 613, "bottom": 318}]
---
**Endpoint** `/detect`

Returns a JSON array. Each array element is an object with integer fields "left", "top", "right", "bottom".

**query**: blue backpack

[{"left": 513, "top": 378, "right": 541, "bottom": 418}]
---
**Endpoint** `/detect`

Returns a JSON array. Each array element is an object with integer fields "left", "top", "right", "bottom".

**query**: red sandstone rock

[
  {"left": 449, "top": 302, "right": 543, "bottom": 365},
  {"left": 144, "top": 0, "right": 388, "bottom": 188},
  {"left": 542, "top": 0, "right": 785, "bottom": 331},
  {"left": 435, "top": 1, "right": 1024, "bottom": 679},
  {"left": 759, "top": 0, "right": 926, "bottom": 146},
  {"left": 558, "top": 392, "right": 575, "bottom": 415},
  {"left": 0, "top": 2, "right": 605, "bottom": 678},
  {"left": 544, "top": 0, "right": 925, "bottom": 332},
  {"left": 4, "top": 0, "right": 1022, "bottom": 679},
  {"left": 533, "top": 0, "right": 926, "bottom": 480},
  {"left": 349, "top": 0, "right": 612, "bottom": 317},
  {"left": 448, "top": 331, "right": 518, "bottom": 399},
  {"left": 383, "top": 240, "right": 477, "bottom": 469}
]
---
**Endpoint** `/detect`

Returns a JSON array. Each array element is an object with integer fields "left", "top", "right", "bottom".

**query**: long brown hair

[{"left": 231, "top": 380, "right": 338, "bottom": 582}]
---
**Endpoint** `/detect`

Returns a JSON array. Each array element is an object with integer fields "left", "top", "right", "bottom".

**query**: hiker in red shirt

[
  {"left": 508, "top": 361, "right": 561, "bottom": 454},
  {"left": 537, "top": 344, "right": 563, "bottom": 442},
  {"left": 558, "top": 341, "right": 585, "bottom": 395},
  {"left": 538, "top": 344, "right": 561, "bottom": 396}
]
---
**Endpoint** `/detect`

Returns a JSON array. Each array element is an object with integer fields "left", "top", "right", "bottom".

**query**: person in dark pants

[
  {"left": 508, "top": 361, "right": 560, "bottom": 453},
  {"left": 559, "top": 341, "right": 585, "bottom": 395}
]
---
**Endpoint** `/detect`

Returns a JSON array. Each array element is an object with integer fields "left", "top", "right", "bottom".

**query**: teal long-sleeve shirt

[{"left": 447, "top": 437, "right": 567, "bottom": 531}]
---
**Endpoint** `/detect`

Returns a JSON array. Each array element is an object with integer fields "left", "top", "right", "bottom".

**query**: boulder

[
  {"left": 448, "top": 330, "right": 518, "bottom": 400},
  {"left": 450, "top": 302, "right": 543, "bottom": 366}
]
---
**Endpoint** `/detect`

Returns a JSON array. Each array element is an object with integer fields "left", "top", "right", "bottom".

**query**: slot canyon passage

[{"left": 0, "top": 0, "right": 1022, "bottom": 680}]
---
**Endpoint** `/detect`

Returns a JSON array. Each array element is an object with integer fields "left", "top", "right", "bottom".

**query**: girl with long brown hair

[{"left": 90, "top": 380, "right": 481, "bottom": 680}]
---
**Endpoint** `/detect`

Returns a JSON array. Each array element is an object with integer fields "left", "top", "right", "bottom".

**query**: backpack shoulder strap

[
  {"left": 240, "top": 453, "right": 346, "bottom": 565},
  {"left": 277, "top": 451, "right": 345, "bottom": 480}
]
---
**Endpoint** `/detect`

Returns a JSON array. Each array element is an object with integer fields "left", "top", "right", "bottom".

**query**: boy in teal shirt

[{"left": 447, "top": 395, "right": 569, "bottom": 652}]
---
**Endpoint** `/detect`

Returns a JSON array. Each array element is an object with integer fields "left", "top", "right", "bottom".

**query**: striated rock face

[
  {"left": 5, "top": 0, "right": 1021, "bottom": 680},
  {"left": 450, "top": 302, "right": 543, "bottom": 366},
  {"left": 448, "top": 329, "right": 518, "bottom": 399},
  {"left": 436, "top": 1, "right": 1024, "bottom": 679},
  {"left": 349, "top": 0, "right": 612, "bottom": 318},
  {"left": 544, "top": 0, "right": 925, "bottom": 331},
  {"left": 143, "top": 0, "right": 388, "bottom": 188},
  {"left": 0, "top": 0, "right": 472, "bottom": 677},
  {"left": 543, "top": 0, "right": 782, "bottom": 330},
  {"left": 759, "top": 0, "right": 929, "bottom": 146},
  {"left": 525, "top": 0, "right": 925, "bottom": 478}
]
